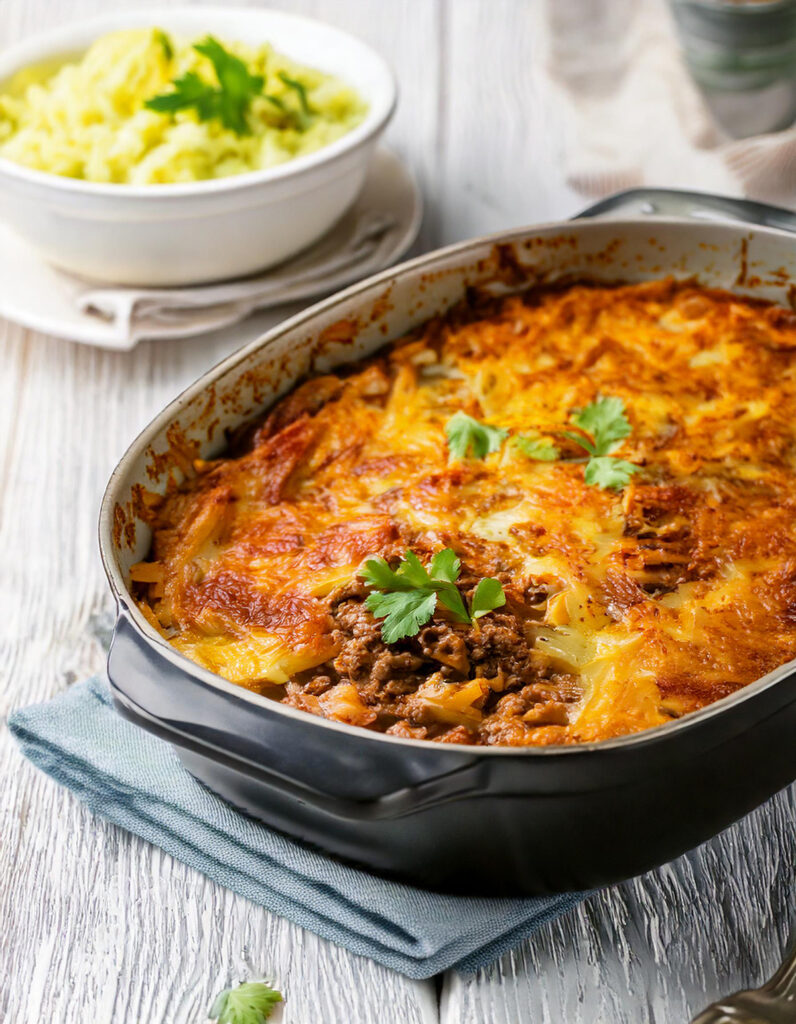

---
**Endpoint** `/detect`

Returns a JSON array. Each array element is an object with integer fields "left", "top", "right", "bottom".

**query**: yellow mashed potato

[{"left": 0, "top": 28, "right": 367, "bottom": 184}]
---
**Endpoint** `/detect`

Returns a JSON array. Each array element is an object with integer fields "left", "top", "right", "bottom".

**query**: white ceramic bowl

[{"left": 0, "top": 7, "right": 396, "bottom": 286}]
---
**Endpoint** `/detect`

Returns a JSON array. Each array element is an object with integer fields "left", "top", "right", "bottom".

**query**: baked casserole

[{"left": 132, "top": 279, "right": 796, "bottom": 747}]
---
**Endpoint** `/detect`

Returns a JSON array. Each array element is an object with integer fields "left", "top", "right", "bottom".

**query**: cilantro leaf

[
  {"left": 428, "top": 550, "right": 470, "bottom": 621},
  {"left": 513, "top": 433, "right": 559, "bottom": 461},
  {"left": 395, "top": 549, "right": 433, "bottom": 588},
  {"left": 209, "top": 981, "right": 282, "bottom": 1024},
  {"left": 557, "top": 397, "right": 639, "bottom": 490},
  {"left": 145, "top": 36, "right": 263, "bottom": 135},
  {"left": 361, "top": 555, "right": 409, "bottom": 592},
  {"left": 446, "top": 412, "right": 508, "bottom": 461},
  {"left": 154, "top": 29, "right": 174, "bottom": 61},
  {"left": 365, "top": 589, "right": 437, "bottom": 643},
  {"left": 361, "top": 548, "right": 505, "bottom": 641},
  {"left": 444, "top": 396, "right": 638, "bottom": 490},
  {"left": 571, "top": 396, "right": 631, "bottom": 456},
  {"left": 434, "top": 582, "right": 471, "bottom": 624},
  {"left": 144, "top": 72, "right": 212, "bottom": 115},
  {"left": 194, "top": 37, "right": 264, "bottom": 117},
  {"left": 278, "top": 71, "right": 312, "bottom": 116},
  {"left": 583, "top": 456, "right": 638, "bottom": 490},
  {"left": 277, "top": 70, "right": 313, "bottom": 129},
  {"left": 560, "top": 429, "right": 596, "bottom": 456},
  {"left": 429, "top": 547, "right": 461, "bottom": 583},
  {"left": 470, "top": 577, "right": 507, "bottom": 619}
]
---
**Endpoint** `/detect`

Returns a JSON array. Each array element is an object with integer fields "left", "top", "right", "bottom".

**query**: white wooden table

[{"left": 1, "top": 1, "right": 794, "bottom": 1021}]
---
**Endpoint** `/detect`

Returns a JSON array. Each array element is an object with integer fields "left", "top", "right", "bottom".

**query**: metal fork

[{"left": 690, "top": 945, "right": 796, "bottom": 1023}]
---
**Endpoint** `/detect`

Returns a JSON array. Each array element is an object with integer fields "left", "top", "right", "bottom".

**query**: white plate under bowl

[{"left": 0, "top": 148, "right": 421, "bottom": 350}]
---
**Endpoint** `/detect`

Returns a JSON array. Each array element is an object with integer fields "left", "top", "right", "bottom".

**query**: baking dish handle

[
  {"left": 114, "top": 687, "right": 489, "bottom": 822},
  {"left": 108, "top": 608, "right": 489, "bottom": 821},
  {"left": 574, "top": 187, "right": 796, "bottom": 233}
]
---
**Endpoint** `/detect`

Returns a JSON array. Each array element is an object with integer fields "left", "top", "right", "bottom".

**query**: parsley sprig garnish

[
  {"left": 562, "top": 397, "right": 639, "bottom": 490},
  {"left": 444, "top": 396, "right": 639, "bottom": 490},
  {"left": 145, "top": 37, "right": 264, "bottom": 135},
  {"left": 445, "top": 411, "right": 508, "bottom": 461},
  {"left": 154, "top": 29, "right": 174, "bottom": 62},
  {"left": 512, "top": 433, "right": 558, "bottom": 462},
  {"left": 361, "top": 549, "right": 505, "bottom": 643},
  {"left": 144, "top": 37, "right": 314, "bottom": 136},
  {"left": 277, "top": 71, "right": 313, "bottom": 129},
  {"left": 209, "top": 980, "right": 282, "bottom": 1024}
]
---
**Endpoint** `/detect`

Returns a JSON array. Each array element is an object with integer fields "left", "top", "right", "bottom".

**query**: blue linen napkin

[{"left": 7, "top": 676, "right": 582, "bottom": 979}]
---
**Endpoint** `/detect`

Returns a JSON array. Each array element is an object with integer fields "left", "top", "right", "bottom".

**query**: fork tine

[
  {"left": 689, "top": 945, "right": 796, "bottom": 1024},
  {"left": 763, "top": 943, "right": 796, "bottom": 999}
]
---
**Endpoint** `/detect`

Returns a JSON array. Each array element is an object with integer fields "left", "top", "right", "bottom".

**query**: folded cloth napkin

[
  {"left": 73, "top": 148, "right": 419, "bottom": 349},
  {"left": 8, "top": 676, "right": 582, "bottom": 980},
  {"left": 77, "top": 211, "right": 399, "bottom": 346}
]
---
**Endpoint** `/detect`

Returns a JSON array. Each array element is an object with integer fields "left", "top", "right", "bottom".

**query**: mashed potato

[{"left": 0, "top": 28, "right": 367, "bottom": 184}]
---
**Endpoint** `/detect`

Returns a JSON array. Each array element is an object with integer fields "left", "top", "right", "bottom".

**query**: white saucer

[{"left": 0, "top": 148, "right": 421, "bottom": 350}]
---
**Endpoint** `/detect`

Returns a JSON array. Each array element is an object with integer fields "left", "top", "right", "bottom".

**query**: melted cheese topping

[{"left": 134, "top": 280, "right": 796, "bottom": 746}]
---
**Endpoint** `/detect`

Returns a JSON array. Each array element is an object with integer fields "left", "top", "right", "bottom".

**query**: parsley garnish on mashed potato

[{"left": 0, "top": 27, "right": 366, "bottom": 184}]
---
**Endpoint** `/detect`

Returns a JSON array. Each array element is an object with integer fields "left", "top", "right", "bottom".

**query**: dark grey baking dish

[{"left": 99, "top": 189, "right": 796, "bottom": 895}]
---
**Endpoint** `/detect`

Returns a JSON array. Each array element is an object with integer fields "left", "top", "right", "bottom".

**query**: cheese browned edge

[{"left": 131, "top": 279, "right": 796, "bottom": 747}]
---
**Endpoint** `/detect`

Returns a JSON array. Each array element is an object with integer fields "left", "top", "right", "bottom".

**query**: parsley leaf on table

[
  {"left": 209, "top": 981, "right": 282, "bottom": 1024},
  {"left": 361, "top": 548, "right": 505, "bottom": 642},
  {"left": 144, "top": 36, "right": 264, "bottom": 135},
  {"left": 445, "top": 412, "right": 508, "bottom": 461}
]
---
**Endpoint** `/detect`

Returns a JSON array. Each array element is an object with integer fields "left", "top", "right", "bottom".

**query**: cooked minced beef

[{"left": 282, "top": 592, "right": 580, "bottom": 745}]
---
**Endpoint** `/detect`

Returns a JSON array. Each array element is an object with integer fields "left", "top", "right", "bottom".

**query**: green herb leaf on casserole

[
  {"left": 446, "top": 400, "right": 637, "bottom": 489},
  {"left": 429, "top": 547, "right": 461, "bottom": 584},
  {"left": 469, "top": 577, "right": 507, "bottom": 619},
  {"left": 445, "top": 411, "right": 508, "bottom": 461},
  {"left": 583, "top": 455, "right": 639, "bottom": 491},
  {"left": 512, "top": 433, "right": 559, "bottom": 461},
  {"left": 365, "top": 588, "right": 438, "bottom": 644},
  {"left": 561, "top": 396, "right": 638, "bottom": 490},
  {"left": 361, "top": 549, "right": 505, "bottom": 642},
  {"left": 570, "top": 396, "right": 632, "bottom": 456}
]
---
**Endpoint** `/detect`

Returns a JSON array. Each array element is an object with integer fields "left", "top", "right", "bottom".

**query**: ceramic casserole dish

[{"left": 99, "top": 188, "right": 796, "bottom": 895}]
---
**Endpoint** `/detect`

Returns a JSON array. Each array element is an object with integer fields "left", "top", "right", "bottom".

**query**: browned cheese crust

[{"left": 132, "top": 280, "right": 796, "bottom": 746}]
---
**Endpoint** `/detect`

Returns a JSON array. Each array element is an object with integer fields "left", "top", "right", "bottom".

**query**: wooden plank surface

[
  {"left": 0, "top": 1, "right": 443, "bottom": 1022},
  {"left": 0, "top": 1, "right": 793, "bottom": 1022},
  {"left": 443, "top": 787, "right": 796, "bottom": 1023}
]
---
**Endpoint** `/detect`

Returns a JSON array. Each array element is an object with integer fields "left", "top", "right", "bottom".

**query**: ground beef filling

[{"left": 282, "top": 594, "right": 581, "bottom": 746}]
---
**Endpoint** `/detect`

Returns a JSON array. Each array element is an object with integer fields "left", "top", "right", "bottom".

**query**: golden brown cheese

[{"left": 133, "top": 279, "right": 796, "bottom": 746}]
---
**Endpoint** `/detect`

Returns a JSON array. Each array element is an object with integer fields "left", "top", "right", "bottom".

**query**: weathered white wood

[
  {"left": 434, "top": 3, "right": 795, "bottom": 1018},
  {"left": 437, "top": 0, "right": 581, "bottom": 240},
  {"left": 0, "top": 0, "right": 443, "bottom": 1021},
  {"left": 0, "top": 313, "right": 438, "bottom": 1024},
  {"left": 441, "top": 785, "right": 796, "bottom": 1023},
  {"left": 1, "top": 0, "right": 794, "bottom": 1022}
]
